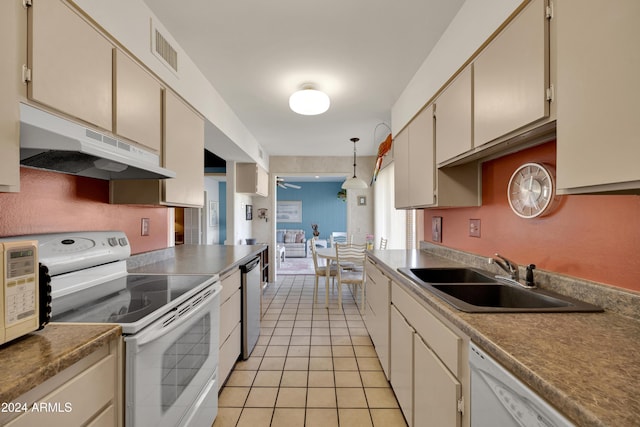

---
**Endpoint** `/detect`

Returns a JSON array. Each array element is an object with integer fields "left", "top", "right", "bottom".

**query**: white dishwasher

[{"left": 469, "top": 342, "right": 574, "bottom": 427}]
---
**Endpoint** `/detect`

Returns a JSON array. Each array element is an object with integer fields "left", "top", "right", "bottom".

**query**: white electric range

[{"left": 8, "top": 231, "right": 222, "bottom": 427}]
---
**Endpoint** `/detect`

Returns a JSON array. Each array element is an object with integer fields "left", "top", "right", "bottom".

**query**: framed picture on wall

[
  {"left": 246, "top": 204, "right": 253, "bottom": 220},
  {"left": 277, "top": 201, "right": 302, "bottom": 222}
]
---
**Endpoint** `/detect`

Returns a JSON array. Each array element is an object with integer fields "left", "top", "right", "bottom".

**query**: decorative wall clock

[{"left": 507, "top": 162, "right": 557, "bottom": 218}]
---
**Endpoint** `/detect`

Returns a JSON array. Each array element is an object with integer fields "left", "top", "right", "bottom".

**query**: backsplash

[
  {"left": 424, "top": 141, "right": 640, "bottom": 292},
  {"left": 0, "top": 168, "right": 170, "bottom": 254},
  {"left": 420, "top": 241, "right": 640, "bottom": 320}
]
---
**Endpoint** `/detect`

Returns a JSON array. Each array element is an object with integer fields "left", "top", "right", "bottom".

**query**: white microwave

[{"left": 0, "top": 240, "right": 47, "bottom": 345}]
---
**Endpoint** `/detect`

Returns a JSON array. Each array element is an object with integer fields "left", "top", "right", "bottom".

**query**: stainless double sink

[{"left": 398, "top": 267, "right": 603, "bottom": 313}]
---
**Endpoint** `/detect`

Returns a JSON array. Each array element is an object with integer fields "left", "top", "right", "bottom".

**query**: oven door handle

[{"left": 133, "top": 284, "right": 221, "bottom": 349}]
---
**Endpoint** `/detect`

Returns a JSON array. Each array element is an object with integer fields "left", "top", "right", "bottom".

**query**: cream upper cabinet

[
  {"left": 393, "top": 127, "right": 410, "bottom": 209},
  {"left": 110, "top": 91, "right": 204, "bottom": 207},
  {"left": 408, "top": 105, "right": 436, "bottom": 207},
  {"left": 556, "top": 0, "right": 640, "bottom": 193},
  {"left": 28, "top": 0, "right": 113, "bottom": 131},
  {"left": 473, "top": 0, "right": 550, "bottom": 147},
  {"left": 236, "top": 163, "right": 268, "bottom": 197},
  {"left": 163, "top": 90, "right": 204, "bottom": 207},
  {"left": 435, "top": 66, "right": 473, "bottom": 164},
  {"left": 114, "top": 50, "right": 162, "bottom": 153},
  {"left": 0, "top": 0, "right": 26, "bottom": 192},
  {"left": 394, "top": 106, "right": 435, "bottom": 209}
]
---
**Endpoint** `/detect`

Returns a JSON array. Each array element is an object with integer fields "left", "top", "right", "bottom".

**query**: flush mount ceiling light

[
  {"left": 342, "top": 137, "right": 368, "bottom": 189},
  {"left": 289, "top": 84, "right": 330, "bottom": 115}
]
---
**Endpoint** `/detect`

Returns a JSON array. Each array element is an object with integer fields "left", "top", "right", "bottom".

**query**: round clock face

[{"left": 507, "top": 163, "right": 556, "bottom": 218}]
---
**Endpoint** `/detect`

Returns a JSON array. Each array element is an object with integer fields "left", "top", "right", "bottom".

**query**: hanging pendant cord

[{"left": 350, "top": 137, "right": 359, "bottom": 178}]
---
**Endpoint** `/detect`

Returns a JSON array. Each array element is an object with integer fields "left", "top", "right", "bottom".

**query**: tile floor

[{"left": 213, "top": 274, "right": 408, "bottom": 427}]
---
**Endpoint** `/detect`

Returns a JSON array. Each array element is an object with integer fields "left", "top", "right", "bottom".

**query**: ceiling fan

[{"left": 277, "top": 177, "right": 301, "bottom": 190}]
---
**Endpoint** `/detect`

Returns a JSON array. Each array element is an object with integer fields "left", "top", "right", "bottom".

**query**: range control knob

[{"left": 108, "top": 237, "right": 118, "bottom": 246}]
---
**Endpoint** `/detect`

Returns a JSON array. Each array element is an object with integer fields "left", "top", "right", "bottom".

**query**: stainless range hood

[{"left": 19, "top": 103, "right": 176, "bottom": 180}]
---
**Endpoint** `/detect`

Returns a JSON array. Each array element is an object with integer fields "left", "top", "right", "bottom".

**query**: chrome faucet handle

[{"left": 492, "top": 253, "right": 520, "bottom": 282}]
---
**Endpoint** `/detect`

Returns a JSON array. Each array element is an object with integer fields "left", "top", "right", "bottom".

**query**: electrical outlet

[
  {"left": 469, "top": 219, "right": 481, "bottom": 238},
  {"left": 141, "top": 218, "right": 150, "bottom": 236}
]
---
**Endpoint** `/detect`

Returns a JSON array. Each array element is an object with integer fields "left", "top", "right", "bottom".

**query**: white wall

[
  {"left": 204, "top": 176, "right": 221, "bottom": 244},
  {"left": 392, "top": 0, "right": 522, "bottom": 134},
  {"left": 373, "top": 163, "right": 406, "bottom": 249}
]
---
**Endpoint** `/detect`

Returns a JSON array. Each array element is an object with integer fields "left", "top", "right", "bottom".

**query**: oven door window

[{"left": 162, "top": 313, "right": 210, "bottom": 411}]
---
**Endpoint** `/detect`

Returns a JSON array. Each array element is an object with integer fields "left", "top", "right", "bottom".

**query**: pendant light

[{"left": 342, "top": 137, "right": 368, "bottom": 189}]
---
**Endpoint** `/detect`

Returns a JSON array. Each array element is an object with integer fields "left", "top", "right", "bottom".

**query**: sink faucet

[
  {"left": 488, "top": 253, "right": 519, "bottom": 282},
  {"left": 488, "top": 254, "right": 537, "bottom": 288}
]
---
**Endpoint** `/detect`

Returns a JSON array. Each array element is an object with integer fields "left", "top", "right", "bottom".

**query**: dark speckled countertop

[
  {"left": 0, "top": 323, "right": 121, "bottom": 404},
  {"left": 367, "top": 249, "right": 640, "bottom": 427}
]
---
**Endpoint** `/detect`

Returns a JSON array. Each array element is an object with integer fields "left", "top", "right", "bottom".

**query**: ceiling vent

[{"left": 151, "top": 20, "right": 178, "bottom": 75}]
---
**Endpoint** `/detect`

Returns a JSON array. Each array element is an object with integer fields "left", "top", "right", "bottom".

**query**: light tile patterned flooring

[{"left": 213, "top": 274, "right": 408, "bottom": 427}]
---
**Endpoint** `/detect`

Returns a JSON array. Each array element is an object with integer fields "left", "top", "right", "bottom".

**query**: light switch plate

[{"left": 469, "top": 219, "right": 481, "bottom": 237}]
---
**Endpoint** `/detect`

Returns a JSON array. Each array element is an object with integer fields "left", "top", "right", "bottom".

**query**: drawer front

[
  {"left": 7, "top": 353, "right": 115, "bottom": 427},
  {"left": 365, "top": 260, "right": 389, "bottom": 316},
  {"left": 392, "top": 281, "right": 461, "bottom": 377},
  {"left": 220, "top": 269, "right": 241, "bottom": 303},
  {"left": 220, "top": 288, "right": 241, "bottom": 343}
]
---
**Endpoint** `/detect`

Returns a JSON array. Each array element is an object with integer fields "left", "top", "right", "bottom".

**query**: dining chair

[
  {"left": 330, "top": 232, "right": 349, "bottom": 247},
  {"left": 310, "top": 238, "right": 337, "bottom": 304},
  {"left": 335, "top": 243, "right": 367, "bottom": 312},
  {"left": 379, "top": 237, "right": 388, "bottom": 250}
]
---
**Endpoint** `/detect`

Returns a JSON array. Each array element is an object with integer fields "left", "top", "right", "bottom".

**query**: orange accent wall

[
  {"left": 0, "top": 168, "right": 169, "bottom": 254},
  {"left": 424, "top": 141, "right": 640, "bottom": 291}
]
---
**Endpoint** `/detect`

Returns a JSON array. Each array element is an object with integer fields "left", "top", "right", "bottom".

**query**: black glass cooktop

[{"left": 51, "top": 274, "right": 216, "bottom": 332}]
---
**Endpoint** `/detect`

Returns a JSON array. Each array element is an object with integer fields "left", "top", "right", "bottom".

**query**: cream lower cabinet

[
  {"left": 0, "top": 0, "right": 26, "bottom": 192},
  {"left": 363, "top": 258, "right": 390, "bottom": 379},
  {"left": 218, "top": 268, "right": 242, "bottom": 389},
  {"left": 4, "top": 336, "right": 122, "bottom": 427},
  {"left": 390, "top": 280, "right": 467, "bottom": 427},
  {"left": 390, "top": 306, "right": 414, "bottom": 427},
  {"left": 28, "top": 0, "right": 114, "bottom": 131},
  {"left": 556, "top": 0, "right": 640, "bottom": 193}
]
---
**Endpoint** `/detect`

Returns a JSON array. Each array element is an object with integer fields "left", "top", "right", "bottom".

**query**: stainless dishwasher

[
  {"left": 240, "top": 257, "right": 261, "bottom": 359},
  {"left": 469, "top": 342, "right": 574, "bottom": 427}
]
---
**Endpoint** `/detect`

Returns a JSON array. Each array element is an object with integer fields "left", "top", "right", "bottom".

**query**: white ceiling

[{"left": 142, "top": 0, "right": 465, "bottom": 157}]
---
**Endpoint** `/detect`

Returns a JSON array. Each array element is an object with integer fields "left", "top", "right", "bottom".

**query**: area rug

[{"left": 277, "top": 256, "right": 315, "bottom": 275}]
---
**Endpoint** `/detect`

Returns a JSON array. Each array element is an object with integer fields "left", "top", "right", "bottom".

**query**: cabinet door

[
  {"left": 408, "top": 105, "right": 435, "bottom": 207},
  {"left": 414, "top": 335, "right": 461, "bottom": 427},
  {"left": 114, "top": 49, "right": 162, "bottom": 152},
  {"left": 474, "top": 0, "right": 549, "bottom": 146},
  {"left": 163, "top": 90, "right": 204, "bottom": 206},
  {"left": 0, "top": 0, "right": 26, "bottom": 192},
  {"left": 390, "top": 306, "right": 414, "bottom": 427},
  {"left": 29, "top": 0, "right": 113, "bottom": 131},
  {"left": 556, "top": 0, "right": 640, "bottom": 192},
  {"left": 435, "top": 66, "right": 473, "bottom": 164},
  {"left": 393, "top": 127, "right": 410, "bottom": 209}
]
